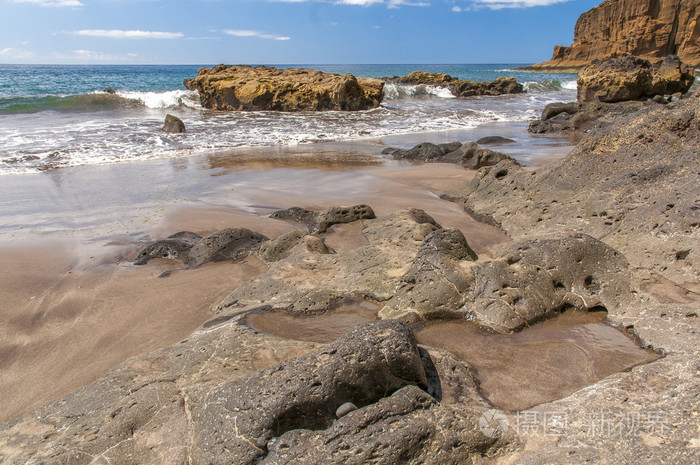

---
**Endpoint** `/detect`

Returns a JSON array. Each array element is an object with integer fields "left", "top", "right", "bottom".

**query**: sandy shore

[{"left": 0, "top": 130, "right": 573, "bottom": 425}]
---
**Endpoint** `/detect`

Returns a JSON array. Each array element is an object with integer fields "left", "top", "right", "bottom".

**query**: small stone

[{"left": 335, "top": 402, "right": 358, "bottom": 418}]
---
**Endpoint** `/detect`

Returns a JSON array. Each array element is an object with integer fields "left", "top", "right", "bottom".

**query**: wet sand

[{"left": 0, "top": 131, "right": 572, "bottom": 425}]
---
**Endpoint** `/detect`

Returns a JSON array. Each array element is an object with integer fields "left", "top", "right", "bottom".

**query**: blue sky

[{"left": 0, "top": 0, "right": 601, "bottom": 64}]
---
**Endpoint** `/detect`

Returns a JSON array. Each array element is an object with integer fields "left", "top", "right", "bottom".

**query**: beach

[
  {"left": 0, "top": 124, "right": 574, "bottom": 424},
  {"left": 2, "top": 58, "right": 697, "bottom": 465}
]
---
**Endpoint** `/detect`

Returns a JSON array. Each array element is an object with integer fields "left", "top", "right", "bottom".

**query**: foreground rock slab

[{"left": 184, "top": 65, "right": 384, "bottom": 111}]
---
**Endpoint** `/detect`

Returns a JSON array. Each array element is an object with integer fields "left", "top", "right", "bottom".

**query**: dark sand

[{"left": 0, "top": 132, "right": 573, "bottom": 425}]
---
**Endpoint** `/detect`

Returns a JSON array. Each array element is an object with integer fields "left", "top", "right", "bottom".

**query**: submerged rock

[
  {"left": 184, "top": 65, "right": 384, "bottom": 111},
  {"left": 163, "top": 114, "right": 186, "bottom": 133}
]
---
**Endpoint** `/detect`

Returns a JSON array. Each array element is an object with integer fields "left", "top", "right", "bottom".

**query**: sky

[{"left": 0, "top": 0, "right": 602, "bottom": 64}]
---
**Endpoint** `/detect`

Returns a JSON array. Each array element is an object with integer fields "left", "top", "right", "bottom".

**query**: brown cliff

[{"left": 524, "top": 0, "right": 700, "bottom": 71}]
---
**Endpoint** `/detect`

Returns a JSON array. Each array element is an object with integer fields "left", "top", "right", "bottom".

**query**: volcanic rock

[
  {"left": 190, "top": 321, "right": 428, "bottom": 464},
  {"left": 257, "top": 229, "right": 332, "bottom": 262},
  {"left": 381, "top": 231, "right": 631, "bottom": 332},
  {"left": 524, "top": 0, "right": 700, "bottom": 71},
  {"left": 456, "top": 91, "right": 700, "bottom": 284},
  {"left": 183, "top": 65, "right": 384, "bottom": 111}
]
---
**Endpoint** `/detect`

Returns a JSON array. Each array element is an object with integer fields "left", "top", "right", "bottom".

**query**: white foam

[
  {"left": 116, "top": 90, "right": 201, "bottom": 109},
  {"left": 382, "top": 83, "right": 456, "bottom": 100},
  {"left": 561, "top": 80, "right": 578, "bottom": 90}
]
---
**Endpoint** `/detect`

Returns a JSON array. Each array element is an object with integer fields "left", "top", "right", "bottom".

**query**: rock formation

[
  {"left": 386, "top": 71, "right": 525, "bottom": 97},
  {"left": 525, "top": 0, "right": 700, "bottom": 71},
  {"left": 528, "top": 56, "right": 695, "bottom": 134},
  {"left": 443, "top": 79, "right": 700, "bottom": 465},
  {"left": 382, "top": 141, "right": 519, "bottom": 169},
  {"left": 184, "top": 65, "right": 384, "bottom": 111},
  {"left": 577, "top": 55, "right": 696, "bottom": 102}
]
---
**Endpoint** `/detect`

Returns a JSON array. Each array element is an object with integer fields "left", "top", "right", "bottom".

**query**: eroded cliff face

[{"left": 527, "top": 0, "right": 699, "bottom": 71}]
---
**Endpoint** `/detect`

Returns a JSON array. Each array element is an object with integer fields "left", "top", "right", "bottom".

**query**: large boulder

[
  {"left": 184, "top": 65, "right": 384, "bottom": 111},
  {"left": 577, "top": 55, "right": 696, "bottom": 103}
]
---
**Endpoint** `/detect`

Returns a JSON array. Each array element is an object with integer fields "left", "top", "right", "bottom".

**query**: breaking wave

[{"left": 0, "top": 90, "right": 201, "bottom": 114}]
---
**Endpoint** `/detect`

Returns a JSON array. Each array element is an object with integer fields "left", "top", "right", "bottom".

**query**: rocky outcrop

[
  {"left": 524, "top": 0, "right": 700, "bottom": 71},
  {"left": 447, "top": 65, "right": 700, "bottom": 465},
  {"left": 381, "top": 232, "right": 631, "bottom": 331},
  {"left": 183, "top": 65, "right": 384, "bottom": 111},
  {"left": 454, "top": 91, "right": 700, "bottom": 284},
  {"left": 577, "top": 55, "right": 696, "bottom": 103},
  {"left": 386, "top": 71, "right": 525, "bottom": 97},
  {"left": 383, "top": 141, "right": 519, "bottom": 169}
]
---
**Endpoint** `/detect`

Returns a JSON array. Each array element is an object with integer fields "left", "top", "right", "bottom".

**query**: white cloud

[
  {"left": 53, "top": 49, "right": 138, "bottom": 61},
  {"left": 268, "top": 0, "right": 429, "bottom": 6},
  {"left": 387, "top": 0, "right": 429, "bottom": 6},
  {"left": 224, "top": 30, "right": 290, "bottom": 41},
  {"left": 13, "top": 0, "right": 82, "bottom": 7},
  {"left": 72, "top": 30, "right": 184, "bottom": 39},
  {"left": 0, "top": 47, "right": 35, "bottom": 59},
  {"left": 462, "top": 0, "right": 570, "bottom": 8}
]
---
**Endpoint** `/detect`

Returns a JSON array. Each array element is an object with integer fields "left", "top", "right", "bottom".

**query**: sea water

[{"left": 0, "top": 64, "right": 578, "bottom": 175}]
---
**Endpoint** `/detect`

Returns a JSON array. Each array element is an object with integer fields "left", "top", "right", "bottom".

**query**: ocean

[{"left": 0, "top": 64, "right": 578, "bottom": 175}]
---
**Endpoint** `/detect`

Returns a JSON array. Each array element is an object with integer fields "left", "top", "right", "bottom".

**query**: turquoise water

[{"left": 0, "top": 64, "right": 578, "bottom": 174}]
